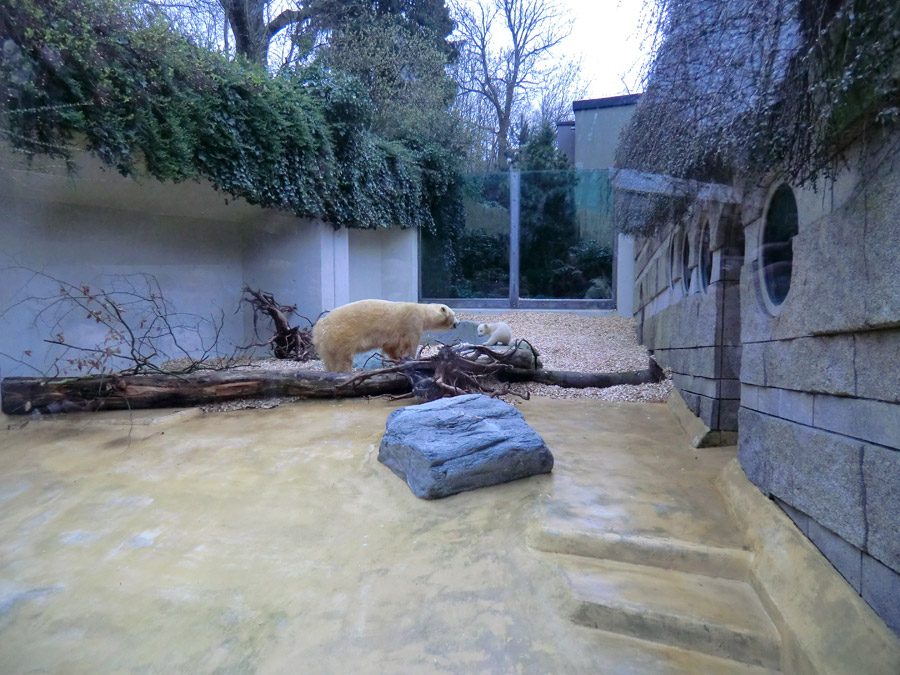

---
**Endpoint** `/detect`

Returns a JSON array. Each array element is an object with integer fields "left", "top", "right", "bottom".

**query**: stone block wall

[
  {"left": 737, "top": 137, "right": 900, "bottom": 635},
  {"left": 631, "top": 133, "right": 900, "bottom": 635},
  {"left": 633, "top": 201, "right": 743, "bottom": 438}
]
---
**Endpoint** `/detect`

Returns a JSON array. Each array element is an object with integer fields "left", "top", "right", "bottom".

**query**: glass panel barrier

[
  {"left": 421, "top": 169, "right": 614, "bottom": 303},
  {"left": 421, "top": 172, "right": 510, "bottom": 299},
  {"left": 519, "top": 168, "right": 614, "bottom": 300}
]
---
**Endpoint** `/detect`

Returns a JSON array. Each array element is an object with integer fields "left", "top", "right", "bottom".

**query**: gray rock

[
  {"left": 378, "top": 394, "right": 554, "bottom": 499},
  {"left": 421, "top": 320, "right": 487, "bottom": 347},
  {"left": 354, "top": 350, "right": 392, "bottom": 370}
]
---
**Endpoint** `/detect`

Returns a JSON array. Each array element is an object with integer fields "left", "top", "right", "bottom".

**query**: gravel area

[
  {"left": 457, "top": 312, "right": 672, "bottom": 403},
  {"left": 199, "top": 312, "right": 671, "bottom": 412}
]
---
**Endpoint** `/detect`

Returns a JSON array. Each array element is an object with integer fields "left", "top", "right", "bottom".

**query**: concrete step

[
  {"left": 574, "top": 626, "right": 781, "bottom": 675},
  {"left": 530, "top": 517, "right": 753, "bottom": 580},
  {"left": 556, "top": 555, "right": 782, "bottom": 670}
]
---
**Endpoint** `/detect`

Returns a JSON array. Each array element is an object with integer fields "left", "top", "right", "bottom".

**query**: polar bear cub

[
  {"left": 476, "top": 321, "right": 512, "bottom": 346},
  {"left": 313, "top": 299, "right": 458, "bottom": 373}
]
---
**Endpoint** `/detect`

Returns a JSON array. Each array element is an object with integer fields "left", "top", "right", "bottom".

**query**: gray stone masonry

[
  {"left": 741, "top": 166, "right": 900, "bottom": 343},
  {"left": 862, "top": 554, "right": 900, "bottom": 635},
  {"left": 814, "top": 394, "right": 900, "bottom": 449},
  {"left": 738, "top": 408, "right": 868, "bottom": 551},
  {"left": 808, "top": 519, "right": 863, "bottom": 592},
  {"left": 855, "top": 329, "right": 900, "bottom": 404},
  {"left": 740, "top": 330, "right": 900, "bottom": 404},
  {"left": 862, "top": 444, "right": 900, "bottom": 572},
  {"left": 740, "top": 336, "right": 856, "bottom": 397},
  {"left": 377, "top": 394, "right": 554, "bottom": 499},
  {"left": 776, "top": 495, "right": 900, "bottom": 636},
  {"left": 642, "top": 292, "right": 720, "bottom": 352}
]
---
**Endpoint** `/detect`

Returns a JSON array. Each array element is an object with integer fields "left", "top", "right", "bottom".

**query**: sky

[
  {"left": 453, "top": 0, "right": 657, "bottom": 101},
  {"left": 562, "top": 0, "right": 655, "bottom": 99}
]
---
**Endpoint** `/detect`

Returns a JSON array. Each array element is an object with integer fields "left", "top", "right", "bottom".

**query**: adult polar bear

[{"left": 313, "top": 299, "right": 458, "bottom": 373}]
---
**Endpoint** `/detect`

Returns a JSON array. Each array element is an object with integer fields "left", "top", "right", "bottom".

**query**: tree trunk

[
  {"left": 1, "top": 370, "right": 411, "bottom": 415},
  {"left": 1, "top": 354, "right": 664, "bottom": 415},
  {"left": 523, "top": 358, "right": 665, "bottom": 389},
  {"left": 221, "top": 0, "right": 269, "bottom": 65}
]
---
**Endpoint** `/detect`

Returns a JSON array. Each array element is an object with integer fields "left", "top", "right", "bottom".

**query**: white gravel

[
  {"left": 199, "top": 312, "right": 671, "bottom": 411},
  {"left": 457, "top": 312, "right": 672, "bottom": 403}
]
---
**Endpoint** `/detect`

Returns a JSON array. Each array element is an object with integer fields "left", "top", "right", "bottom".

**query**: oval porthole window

[
  {"left": 699, "top": 220, "right": 713, "bottom": 293},
  {"left": 681, "top": 229, "right": 691, "bottom": 293},
  {"left": 762, "top": 184, "right": 798, "bottom": 308},
  {"left": 669, "top": 232, "right": 679, "bottom": 290}
]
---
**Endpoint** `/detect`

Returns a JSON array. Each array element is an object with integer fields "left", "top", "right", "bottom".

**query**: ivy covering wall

[
  {"left": 0, "top": 0, "right": 464, "bottom": 233},
  {"left": 615, "top": 0, "right": 900, "bottom": 235}
]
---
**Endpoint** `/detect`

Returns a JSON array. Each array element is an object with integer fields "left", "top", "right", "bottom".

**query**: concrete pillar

[{"left": 616, "top": 233, "right": 635, "bottom": 317}]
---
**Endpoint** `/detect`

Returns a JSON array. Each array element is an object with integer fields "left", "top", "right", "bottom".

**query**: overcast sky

[
  {"left": 452, "top": 0, "right": 656, "bottom": 101},
  {"left": 563, "top": 0, "right": 655, "bottom": 99}
]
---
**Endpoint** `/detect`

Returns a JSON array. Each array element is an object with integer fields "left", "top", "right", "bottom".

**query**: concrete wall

[
  {"left": 573, "top": 94, "right": 640, "bottom": 171},
  {"left": 0, "top": 149, "right": 419, "bottom": 380},
  {"left": 615, "top": 233, "right": 635, "bottom": 318},
  {"left": 348, "top": 227, "right": 418, "bottom": 304},
  {"left": 555, "top": 121, "right": 575, "bottom": 164}
]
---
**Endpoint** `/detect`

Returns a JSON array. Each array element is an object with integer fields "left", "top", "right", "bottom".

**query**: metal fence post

[{"left": 509, "top": 169, "right": 520, "bottom": 308}]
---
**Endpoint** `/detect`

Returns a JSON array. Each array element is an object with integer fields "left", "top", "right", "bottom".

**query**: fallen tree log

[
  {"left": 514, "top": 358, "right": 665, "bottom": 389},
  {"left": 0, "top": 370, "right": 411, "bottom": 415},
  {"left": 0, "top": 345, "right": 664, "bottom": 415}
]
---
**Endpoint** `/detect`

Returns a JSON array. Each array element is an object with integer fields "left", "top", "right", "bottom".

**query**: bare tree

[
  {"left": 452, "top": 0, "right": 571, "bottom": 168},
  {"left": 218, "top": 0, "right": 311, "bottom": 66},
  {"left": 144, "top": 0, "right": 312, "bottom": 67},
  {"left": 143, "top": 0, "right": 231, "bottom": 53},
  {"left": 530, "top": 57, "right": 587, "bottom": 127}
]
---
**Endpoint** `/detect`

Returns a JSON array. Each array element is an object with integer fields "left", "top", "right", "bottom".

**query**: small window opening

[
  {"left": 762, "top": 185, "right": 798, "bottom": 307},
  {"left": 669, "top": 232, "right": 679, "bottom": 290},
  {"left": 681, "top": 230, "right": 691, "bottom": 293},
  {"left": 699, "top": 220, "right": 712, "bottom": 293}
]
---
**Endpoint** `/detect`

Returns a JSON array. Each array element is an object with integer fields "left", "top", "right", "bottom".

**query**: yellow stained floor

[{"left": 0, "top": 398, "right": 771, "bottom": 673}]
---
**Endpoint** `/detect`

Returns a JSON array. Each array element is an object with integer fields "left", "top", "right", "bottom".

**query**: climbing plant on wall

[
  {"left": 0, "top": 0, "right": 465, "bottom": 234},
  {"left": 615, "top": 0, "right": 900, "bottom": 235}
]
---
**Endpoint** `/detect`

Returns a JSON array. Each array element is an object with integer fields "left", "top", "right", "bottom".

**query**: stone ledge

[
  {"left": 667, "top": 389, "right": 737, "bottom": 448},
  {"left": 717, "top": 459, "right": 900, "bottom": 675}
]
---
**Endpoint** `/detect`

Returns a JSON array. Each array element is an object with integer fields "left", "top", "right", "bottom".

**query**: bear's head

[
  {"left": 476, "top": 323, "right": 488, "bottom": 337},
  {"left": 430, "top": 303, "right": 458, "bottom": 330}
]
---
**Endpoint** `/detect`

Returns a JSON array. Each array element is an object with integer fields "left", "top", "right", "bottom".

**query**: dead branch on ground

[{"left": 0, "top": 267, "right": 246, "bottom": 377}]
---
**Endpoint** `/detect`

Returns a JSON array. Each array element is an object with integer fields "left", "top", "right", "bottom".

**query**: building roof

[{"left": 573, "top": 93, "right": 642, "bottom": 112}]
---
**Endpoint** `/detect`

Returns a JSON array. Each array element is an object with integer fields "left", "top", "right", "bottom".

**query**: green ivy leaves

[{"left": 0, "top": 0, "right": 462, "bottom": 234}]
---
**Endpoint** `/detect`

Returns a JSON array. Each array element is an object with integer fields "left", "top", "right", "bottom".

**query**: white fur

[
  {"left": 476, "top": 321, "right": 512, "bottom": 346},
  {"left": 313, "top": 299, "right": 458, "bottom": 372}
]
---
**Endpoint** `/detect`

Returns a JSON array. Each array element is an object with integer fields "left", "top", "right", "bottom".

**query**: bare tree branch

[{"left": 452, "top": 0, "right": 572, "bottom": 167}]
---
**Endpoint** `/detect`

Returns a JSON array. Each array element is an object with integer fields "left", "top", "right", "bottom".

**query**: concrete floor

[{"left": 0, "top": 398, "right": 845, "bottom": 672}]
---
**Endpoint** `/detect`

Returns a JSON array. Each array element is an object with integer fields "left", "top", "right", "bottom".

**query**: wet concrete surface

[{"left": 0, "top": 398, "right": 766, "bottom": 673}]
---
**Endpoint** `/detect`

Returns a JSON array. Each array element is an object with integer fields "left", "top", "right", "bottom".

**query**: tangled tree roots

[
  {"left": 341, "top": 339, "right": 542, "bottom": 402},
  {"left": 239, "top": 287, "right": 316, "bottom": 360}
]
